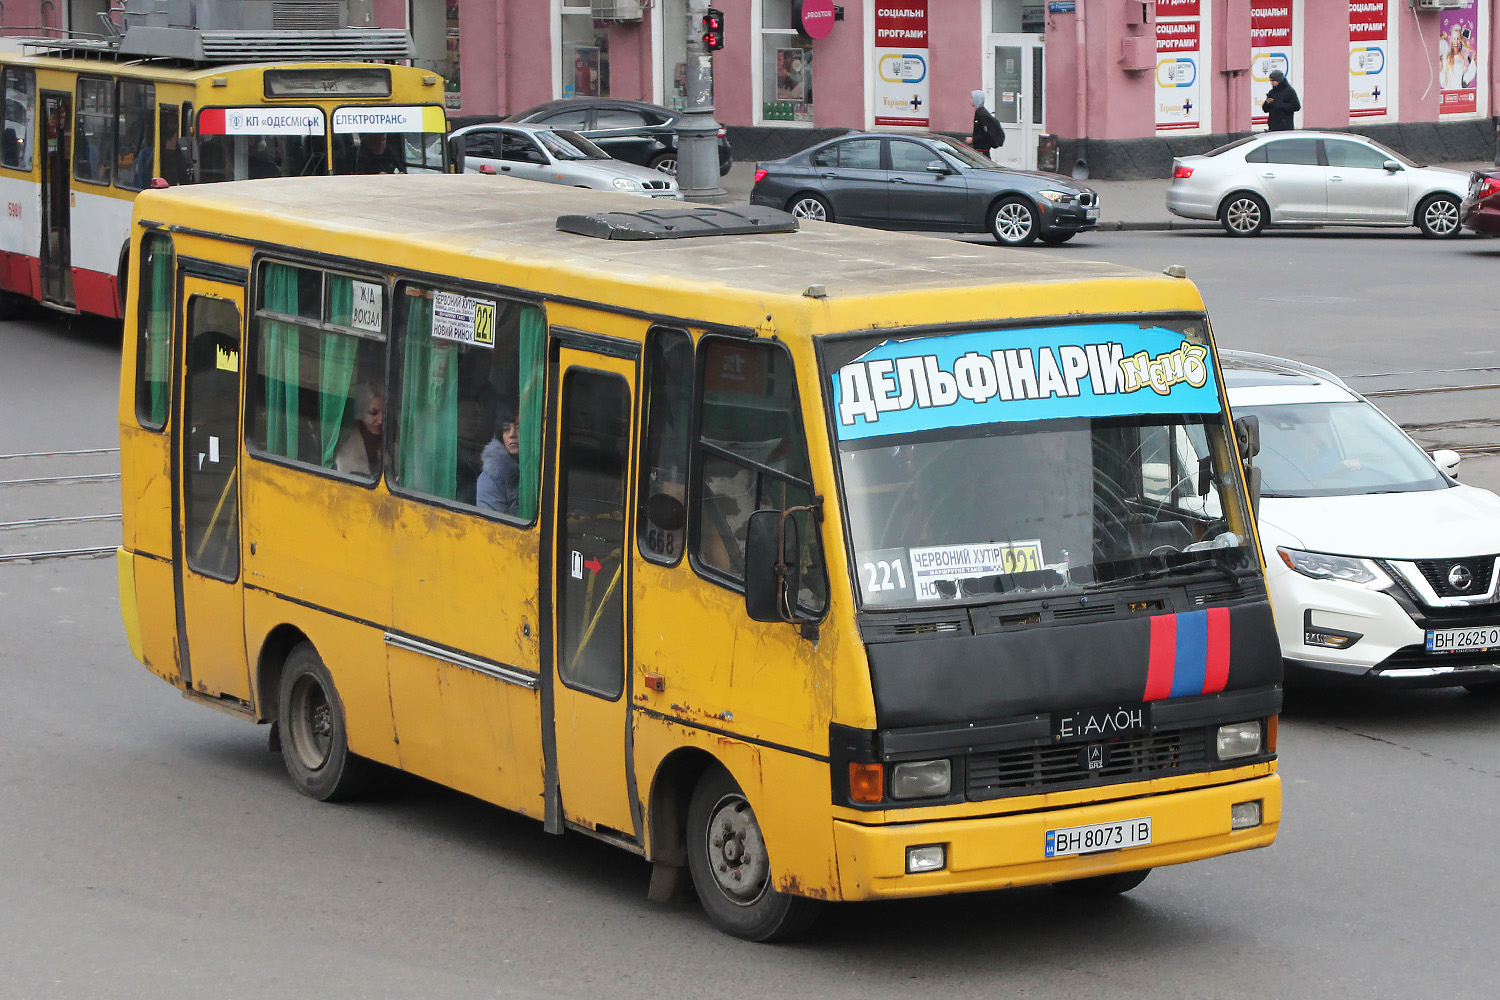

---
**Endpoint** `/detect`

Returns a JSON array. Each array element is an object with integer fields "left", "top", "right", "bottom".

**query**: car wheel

[
  {"left": 787, "top": 193, "right": 833, "bottom": 223},
  {"left": 1038, "top": 231, "right": 1076, "bottom": 245},
  {"left": 1052, "top": 869, "right": 1151, "bottom": 897},
  {"left": 989, "top": 196, "right": 1039, "bottom": 246},
  {"left": 1220, "top": 192, "right": 1268, "bottom": 236},
  {"left": 649, "top": 153, "right": 678, "bottom": 176},
  {"left": 1417, "top": 193, "right": 1462, "bottom": 239},
  {"left": 685, "top": 766, "right": 821, "bottom": 941}
]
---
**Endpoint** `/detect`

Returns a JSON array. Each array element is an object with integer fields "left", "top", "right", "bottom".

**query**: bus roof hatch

[{"left": 555, "top": 205, "right": 799, "bottom": 241}]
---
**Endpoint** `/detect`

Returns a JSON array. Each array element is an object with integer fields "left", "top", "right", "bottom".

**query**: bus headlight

[
  {"left": 1216, "top": 721, "right": 1263, "bottom": 761},
  {"left": 889, "top": 759, "right": 952, "bottom": 799}
]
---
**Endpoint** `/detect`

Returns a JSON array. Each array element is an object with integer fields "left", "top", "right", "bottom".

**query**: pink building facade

[{"left": 6, "top": 2, "right": 1497, "bottom": 176}]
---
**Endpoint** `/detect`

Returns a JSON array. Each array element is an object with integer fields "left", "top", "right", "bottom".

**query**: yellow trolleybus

[
  {"left": 117, "top": 174, "right": 1281, "bottom": 940},
  {"left": 0, "top": 34, "right": 447, "bottom": 319}
]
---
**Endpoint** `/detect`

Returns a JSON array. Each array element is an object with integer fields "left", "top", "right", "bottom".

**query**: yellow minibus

[
  {"left": 0, "top": 42, "right": 447, "bottom": 319},
  {"left": 117, "top": 174, "right": 1281, "bottom": 940}
]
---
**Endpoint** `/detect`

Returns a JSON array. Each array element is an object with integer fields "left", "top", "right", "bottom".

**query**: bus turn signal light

[
  {"left": 1267, "top": 714, "right": 1278, "bottom": 752},
  {"left": 849, "top": 762, "right": 884, "bottom": 803}
]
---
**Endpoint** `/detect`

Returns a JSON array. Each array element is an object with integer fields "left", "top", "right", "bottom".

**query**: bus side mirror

[
  {"left": 1233, "top": 414, "right": 1262, "bottom": 518},
  {"left": 447, "top": 136, "right": 465, "bottom": 174},
  {"left": 745, "top": 509, "right": 800, "bottom": 623}
]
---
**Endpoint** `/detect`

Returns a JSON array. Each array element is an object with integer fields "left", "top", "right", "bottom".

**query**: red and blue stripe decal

[{"left": 1143, "top": 608, "right": 1230, "bottom": 700}]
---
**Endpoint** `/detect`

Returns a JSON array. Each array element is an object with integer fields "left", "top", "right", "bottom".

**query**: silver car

[
  {"left": 452, "top": 122, "right": 680, "bottom": 200},
  {"left": 1167, "top": 131, "right": 1470, "bottom": 238}
]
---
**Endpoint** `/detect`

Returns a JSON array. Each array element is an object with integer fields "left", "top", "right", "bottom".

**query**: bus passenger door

[
  {"left": 39, "top": 91, "right": 72, "bottom": 308},
  {"left": 172, "top": 279, "right": 251, "bottom": 705},
  {"left": 548, "top": 347, "right": 639, "bottom": 841}
]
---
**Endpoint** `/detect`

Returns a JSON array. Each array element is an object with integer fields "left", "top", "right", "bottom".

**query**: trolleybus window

[
  {"left": 389, "top": 283, "right": 545, "bottom": 517},
  {"left": 638, "top": 327, "right": 693, "bottom": 565},
  {"left": 248, "top": 261, "right": 388, "bottom": 479},
  {"left": 135, "top": 233, "right": 174, "bottom": 430},
  {"left": 73, "top": 76, "right": 113, "bottom": 185},
  {"left": 2, "top": 66, "right": 35, "bottom": 170},
  {"left": 115, "top": 80, "right": 155, "bottom": 191}
]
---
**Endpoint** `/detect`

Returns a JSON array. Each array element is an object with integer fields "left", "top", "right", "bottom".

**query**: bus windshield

[{"left": 826, "top": 320, "right": 1255, "bottom": 607}]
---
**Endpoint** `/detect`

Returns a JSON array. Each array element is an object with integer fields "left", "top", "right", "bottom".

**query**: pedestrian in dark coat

[
  {"left": 1261, "top": 70, "right": 1300, "bottom": 131},
  {"left": 970, "top": 90, "right": 1004, "bottom": 158}
]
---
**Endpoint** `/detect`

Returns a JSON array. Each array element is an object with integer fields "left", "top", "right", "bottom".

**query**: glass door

[{"left": 988, "top": 35, "right": 1045, "bottom": 171}]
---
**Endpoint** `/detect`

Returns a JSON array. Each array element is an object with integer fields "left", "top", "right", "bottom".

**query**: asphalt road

[{"left": 3, "top": 231, "right": 1500, "bottom": 999}]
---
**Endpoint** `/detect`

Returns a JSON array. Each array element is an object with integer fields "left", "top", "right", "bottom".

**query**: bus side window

[
  {"left": 389, "top": 283, "right": 545, "bottom": 519},
  {"left": 158, "top": 103, "right": 184, "bottom": 185},
  {"left": 692, "top": 338, "right": 827, "bottom": 615},
  {"left": 115, "top": 79, "right": 155, "bottom": 191},
  {"left": 637, "top": 326, "right": 692, "bottom": 564},
  {"left": 2, "top": 66, "right": 36, "bottom": 171},
  {"left": 73, "top": 76, "right": 114, "bottom": 185},
  {"left": 135, "top": 233, "right": 174, "bottom": 430},
  {"left": 248, "top": 261, "right": 387, "bottom": 479}
]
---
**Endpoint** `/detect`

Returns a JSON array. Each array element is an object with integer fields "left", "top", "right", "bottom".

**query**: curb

[{"left": 1106, "top": 220, "right": 1221, "bottom": 232}]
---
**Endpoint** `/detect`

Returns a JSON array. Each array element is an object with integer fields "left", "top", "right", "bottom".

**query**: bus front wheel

[
  {"left": 277, "top": 642, "right": 373, "bottom": 801},
  {"left": 685, "top": 766, "right": 820, "bottom": 941},
  {"left": 1053, "top": 868, "right": 1151, "bottom": 897}
]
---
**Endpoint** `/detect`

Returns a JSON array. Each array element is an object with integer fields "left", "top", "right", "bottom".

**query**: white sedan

[
  {"left": 1168, "top": 131, "right": 1470, "bottom": 238},
  {"left": 1223, "top": 351, "right": 1500, "bottom": 694},
  {"left": 452, "top": 122, "right": 681, "bottom": 199}
]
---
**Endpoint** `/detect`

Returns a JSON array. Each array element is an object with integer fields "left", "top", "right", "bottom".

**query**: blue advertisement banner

[{"left": 831, "top": 324, "right": 1220, "bottom": 442}]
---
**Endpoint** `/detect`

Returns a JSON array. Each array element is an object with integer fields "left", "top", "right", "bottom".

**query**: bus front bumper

[{"left": 831, "top": 774, "right": 1279, "bottom": 900}]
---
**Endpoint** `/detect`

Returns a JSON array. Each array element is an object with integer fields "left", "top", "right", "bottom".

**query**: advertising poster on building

[
  {"left": 1349, "top": 1, "right": 1388, "bottom": 118},
  {"left": 1437, "top": 1, "right": 1480, "bottom": 115},
  {"left": 1250, "top": 4, "right": 1292, "bottom": 126},
  {"left": 444, "top": 2, "right": 460, "bottom": 110},
  {"left": 874, "top": 2, "right": 929, "bottom": 127},
  {"left": 1156, "top": 2, "right": 1202, "bottom": 132}
]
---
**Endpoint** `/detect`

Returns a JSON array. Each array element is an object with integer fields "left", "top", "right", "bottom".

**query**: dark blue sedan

[{"left": 750, "top": 132, "right": 1099, "bottom": 246}]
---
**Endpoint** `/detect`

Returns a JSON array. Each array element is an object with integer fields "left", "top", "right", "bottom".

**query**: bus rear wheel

[
  {"left": 277, "top": 642, "right": 373, "bottom": 801},
  {"left": 1053, "top": 868, "right": 1152, "bottom": 897},
  {"left": 685, "top": 766, "right": 821, "bottom": 941}
]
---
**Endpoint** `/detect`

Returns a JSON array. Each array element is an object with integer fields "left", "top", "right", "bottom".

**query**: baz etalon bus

[{"left": 116, "top": 174, "right": 1280, "bottom": 942}]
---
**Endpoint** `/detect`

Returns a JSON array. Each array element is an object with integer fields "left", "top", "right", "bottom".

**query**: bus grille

[
  {"left": 274, "top": 1, "right": 345, "bottom": 30},
  {"left": 966, "top": 727, "right": 1208, "bottom": 799}
]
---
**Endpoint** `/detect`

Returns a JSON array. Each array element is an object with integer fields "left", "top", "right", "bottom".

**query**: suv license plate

[
  {"left": 1426, "top": 626, "right": 1500, "bottom": 653},
  {"left": 1085, "top": 207, "right": 1100, "bottom": 220},
  {"left": 1045, "top": 817, "right": 1152, "bottom": 858}
]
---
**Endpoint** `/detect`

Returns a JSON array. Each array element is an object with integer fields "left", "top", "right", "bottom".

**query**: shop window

[
  {"left": 2, "top": 66, "right": 36, "bottom": 171},
  {"left": 115, "top": 80, "right": 155, "bottom": 191},
  {"left": 761, "top": 0, "right": 812, "bottom": 123},
  {"left": 560, "top": 1, "right": 610, "bottom": 98},
  {"left": 692, "top": 338, "right": 827, "bottom": 614},
  {"left": 249, "top": 261, "right": 388, "bottom": 481},
  {"left": 73, "top": 76, "right": 114, "bottom": 185},
  {"left": 389, "top": 282, "right": 545, "bottom": 519}
]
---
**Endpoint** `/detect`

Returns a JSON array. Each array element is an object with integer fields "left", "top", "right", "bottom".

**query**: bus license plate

[
  {"left": 1085, "top": 207, "right": 1100, "bottom": 220},
  {"left": 1045, "top": 817, "right": 1151, "bottom": 858},
  {"left": 1426, "top": 626, "right": 1500, "bottom": 653}
]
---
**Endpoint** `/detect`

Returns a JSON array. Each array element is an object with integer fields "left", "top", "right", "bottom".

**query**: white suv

[{"left": 1224, "top": 351, "right": 1500, "bottom": 694}]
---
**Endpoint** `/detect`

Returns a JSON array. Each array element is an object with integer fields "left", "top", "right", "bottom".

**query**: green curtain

[
  {"left": 397, "top": 292, "right": 457, "bottom": 498},
  {"left": 142, "top": 235, "right": 172, "bottom": 426},
  {"left": 516, "top": 306, "right": 545, "bottom": 520},
  {"left": 318, "top": 277, "right": 357, "bottom": 468},
  {"left": 262, "top": 262, "right": 301, "bottom": 460}
]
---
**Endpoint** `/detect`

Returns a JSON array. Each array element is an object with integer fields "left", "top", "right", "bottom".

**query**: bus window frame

[
  {"left": 637, "top": 324, "right": 694, "bottom": 568},
  {"left": 72, "top": 73, "right": 115, "bottom": 187},
  {"left": 134, "top": 231, "right": 175, "bottom": 431},
  {"left": 328, "top": 102, "right": 450, "bottom": 175},
  {"left": 242, "top": 252, "right": 392, "bottom": 490},
  {"left": 2, "top": 65, "right": 37, "bottom": 172},
  {"left": 383, "top": 276, "right": 546, "bottom": 527},
  {"left": 113, "top": 77, "right": 156, "bottom": 193},
  {"left": 686, "top": 333, "right": 828, "bottom": 619}
]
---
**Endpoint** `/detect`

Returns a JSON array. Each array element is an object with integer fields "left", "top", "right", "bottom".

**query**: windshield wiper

[{"left": 1092, "top": 554, "right": 1246, "bottom": 588}]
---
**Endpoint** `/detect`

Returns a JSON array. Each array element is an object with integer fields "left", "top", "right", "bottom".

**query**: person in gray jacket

[{"left": 477, "top": 404, "right": 520, "bottom": 515}]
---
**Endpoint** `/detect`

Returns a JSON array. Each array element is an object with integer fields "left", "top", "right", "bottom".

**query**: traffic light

[{"left": 702, "top": 7, "right": 725, "bottom": 51}]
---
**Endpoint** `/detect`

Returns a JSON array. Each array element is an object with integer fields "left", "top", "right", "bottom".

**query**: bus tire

[
  {"left": 1052, "top": 868, "right": 1152, "bottom": 897},
  {"left": 277, "top": 641, "right": 373, "bottom": 802},
  {"left": 685, "top": 766, "right": 821, "bottom": 942}
]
